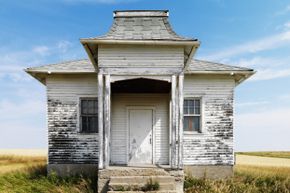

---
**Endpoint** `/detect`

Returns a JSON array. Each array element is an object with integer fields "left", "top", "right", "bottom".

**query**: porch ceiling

[{"left": 111, "top": 78, "right": 171, "bottom": 93}]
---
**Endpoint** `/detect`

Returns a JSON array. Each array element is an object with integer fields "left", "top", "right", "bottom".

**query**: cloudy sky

[{"left": 0, "top": 0, "right": 289, "bottom": 151}]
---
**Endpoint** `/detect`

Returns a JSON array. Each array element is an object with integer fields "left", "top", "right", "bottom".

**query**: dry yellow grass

[
  {"left": 0, "top": 150, "right": 47, "bottom": 174},
  {"left": 0, "top": 149, "right": 47, "bottom": 157},
  {"left": 235, "top": 164, "right": 290, "bottom": 177},
  {"left": 236, "top": 154, "right": 290, "bottom": 167},
  {"left": 237, "top": 151, "right": 290, "bottom": 159}
]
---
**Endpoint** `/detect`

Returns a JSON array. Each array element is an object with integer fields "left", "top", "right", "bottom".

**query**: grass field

[
  {"left": 236, "top": 151, "right": 290, "bottom": 159},
  {"left": 0, "top": 150, "right": 289, "bottom": 193},
  {"left": 0, "top": 153, "right": 96, "bottom": 193},
  {"left": 185, "top": 165, "right": 290, "bottom": 193}
]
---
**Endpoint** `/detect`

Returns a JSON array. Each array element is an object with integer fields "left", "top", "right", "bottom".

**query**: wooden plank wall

[
  {"left": 183, "top": 74, "right": 235, "bottom": 165},
  {"left": 46, "top": 74, "right": 98, "bottom": 164},
  {"left": 98, "top": 45, "right": 184, "bottom": 69}
]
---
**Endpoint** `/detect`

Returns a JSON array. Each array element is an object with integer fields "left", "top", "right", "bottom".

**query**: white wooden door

[{"left": 128, "top": 109, "right": 153, "bottom": 165}]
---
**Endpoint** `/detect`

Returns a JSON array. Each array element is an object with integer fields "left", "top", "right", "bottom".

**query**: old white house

[{"left": 26, "top": 10, "right": 254, "bottom": 193}]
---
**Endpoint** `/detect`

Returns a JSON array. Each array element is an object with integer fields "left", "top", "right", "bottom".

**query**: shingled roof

[
  {"left": 186, "top": 59, "right": 253, "bottom": 73},
  {"left": 25, "top": 59, "right": 95, "bottom": 73},
  {"left": 25, "top": 59, "right": 253, "bottom": 74},
  {"left": 81, "top": 10, "right": 196, "bottom": 41}
]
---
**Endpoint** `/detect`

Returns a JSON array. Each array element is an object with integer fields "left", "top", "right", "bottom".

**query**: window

[
  {"left": 184, "top": 99, "right": 201, "bottom": 132},
  {"left": 80, "top": 98, "right": 98, "bottom": 133}
]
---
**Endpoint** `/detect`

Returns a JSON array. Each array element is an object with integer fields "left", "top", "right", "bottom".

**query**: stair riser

[
  {"left": 99, "top": 169, "right": 170, "bottom": 178},
  {"left": 110, "top": 176, "right": 175, "bottom": 184},
  {"left": 109, "top": 183, "right": 175, "bottom": 191},
  {"left": 108, "top": 191, "right": 177, "bottom": 193}
]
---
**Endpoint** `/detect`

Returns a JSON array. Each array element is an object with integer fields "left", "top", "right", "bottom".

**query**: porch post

[
  {"left": 104, "top": 74, "right": 111, "bottom": 168},
  {"left": 178, "top": 74, "right": 184, "bottom": 169},
  {"left": 171, "top": 75, "right": 177, "bottom": 169},
  {"left": 98, "top": 74, "right": 104, "bottom": 169}
]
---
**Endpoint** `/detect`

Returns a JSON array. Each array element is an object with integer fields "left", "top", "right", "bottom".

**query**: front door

[{"left": 128, "top": 109, "right": 153, "bottom": 165}]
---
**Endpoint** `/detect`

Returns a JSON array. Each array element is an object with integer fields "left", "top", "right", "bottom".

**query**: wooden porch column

[
  {"left": 104, "top": 75, "right": 111, "bottom": 168},
  {"left": 98, "top": 74, "right": 104, "bottom": 169},
  {"left": 171, "top": 75, "right": 177, "bottom": 169},
  {"left": 178, "top": 74, "right": 184, "bottom": 169}
]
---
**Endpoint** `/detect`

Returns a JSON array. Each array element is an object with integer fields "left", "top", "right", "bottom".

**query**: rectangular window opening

[
  {"left": 184, "top": 98, "right": 201, "bottom": 132},
  {"left": 80, "top": 98, "right": 98, "bottom": 133}
]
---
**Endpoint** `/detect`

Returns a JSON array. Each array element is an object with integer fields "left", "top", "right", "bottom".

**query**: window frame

[
  {"left": 183, "top": 97, "right": 204, "bottom": 134},
  {"left": 78, "top": 97, "right": 99, "bottom": 134}
]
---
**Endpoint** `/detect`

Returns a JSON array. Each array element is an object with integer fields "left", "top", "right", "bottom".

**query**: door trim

[{"left": 126, "top": 106, "right": 156, "bottom": 165}]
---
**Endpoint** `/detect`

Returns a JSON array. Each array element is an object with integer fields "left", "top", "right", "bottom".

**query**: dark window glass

[
  {"left": 184, "top": 99, "right": 201, "bottom": 132},
  {"left": 80, "top": 98, "right": 98, "bottom": 133}
]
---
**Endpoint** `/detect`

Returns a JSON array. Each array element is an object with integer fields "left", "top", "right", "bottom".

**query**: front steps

[
  {"left": 98, "top": 167, "right": 184, "bottom": 193},
  {"left": 109, "top": 176, "right": 175, "bottom": 191}
]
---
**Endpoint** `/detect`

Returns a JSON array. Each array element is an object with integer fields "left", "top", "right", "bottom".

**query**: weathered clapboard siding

[
  {"left": 183, "top": 74, "right": 235, "bottom": 165},
  {"left": 110, "top": 94, "right": 170, "bottom": 165},
  {"left": 98, "top": 45, "right": 184, "bottom": 68},
  {"left": 46, "top": 74, "right": 99, "bottom": 164}
]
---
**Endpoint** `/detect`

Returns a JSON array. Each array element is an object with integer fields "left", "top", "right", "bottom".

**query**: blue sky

[{"left": 0, "top": 0, "right": 289, "bottom": 151}]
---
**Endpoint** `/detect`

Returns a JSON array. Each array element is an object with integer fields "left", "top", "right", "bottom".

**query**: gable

[{"left": 98, "top": 44, "right": 184, "bottom": 70}]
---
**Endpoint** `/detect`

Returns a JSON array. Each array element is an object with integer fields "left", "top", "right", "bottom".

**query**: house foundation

[
  {"left": 184, "top": 165, "right": 233, "bottom": 179},
  {"left": 47, "top": 164, "right": 98, "bottom": 177}
]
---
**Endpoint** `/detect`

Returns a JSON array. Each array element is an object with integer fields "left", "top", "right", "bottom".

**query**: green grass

[
  {"left": 0, "top": 156, "right": 96, "bottom": 193},
  {"left": 236, "top": 151, "right": 290, "bottom": 159},
  {"left": 184, "top": 165, "right": 290, "bottom": 193}
]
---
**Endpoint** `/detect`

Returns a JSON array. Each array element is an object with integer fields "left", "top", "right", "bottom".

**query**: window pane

[
  {"left": 193, "top": 116, "right": 200, "bottom": 131},
  {"left": 184, "top": 116, "right": 200, "bottom": 132},
  {"left": 184, "top": 106, "right": 188, "bottom": 114},
  {"left": 82, "top": 117, "right": 88, "bottom": 132},
  {"left": 93, "top": 100, "right": 98, "bottom": 114},
  {"left": 188, "top": 106, "right": 194, "bottom": 114},
  {"left": 81, "top": 100, "right": 87, "bottom": 114},
  {"left": 195, "top": 106, "right": 200, "bottom": 114},
  {"left": 184, "top": 117, "right": 189, "bottom": 131},
  {"left": 91, "top": 117, "right": 98, "bottom": 133}
]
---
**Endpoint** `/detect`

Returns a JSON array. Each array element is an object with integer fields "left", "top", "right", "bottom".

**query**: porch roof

[{"left": 25, "top": 58, "right": 254, "bottom": 74}]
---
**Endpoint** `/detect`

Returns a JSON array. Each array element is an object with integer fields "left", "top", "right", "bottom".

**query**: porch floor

[{"left": 107, "top": 165, "right": 172, "bottom": 170}]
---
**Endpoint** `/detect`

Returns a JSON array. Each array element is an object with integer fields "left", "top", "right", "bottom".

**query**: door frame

[{"left": 126, "top": 106, "right": 156, "bottom": 165}]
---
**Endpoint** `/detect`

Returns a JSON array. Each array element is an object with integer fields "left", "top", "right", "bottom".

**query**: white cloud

[
  {"left": 235, "top": 107, "right": 290, "bottom": 151},
  {"left": 249, "top": 68, "right": 290, "bottom": 81},
  {"left": 0, "top": 40, "right": 81, "bottom": 82},
  {"left": 284, "top": 21, "right": 290, "bottom": 29},
  {"left": 278, "top": 93, "right": 290, "bottom": 101},
  {"left": 32, "top": 46, "right": 50, "bottom": 56},
  {"left": 0, "top": 99, "right": 45, "bottom": 120},
  {"left": 204, "top": 30, "right": 290, "bottom": 61},
  {"left": 236, "top": 101, "right": 269, "bottom": 108},
  {"left": 228, "top": 56, "right": 283, "bottom": 68},
  {"left": 222, "top": 56, "right": 290, "bottom": 81}
]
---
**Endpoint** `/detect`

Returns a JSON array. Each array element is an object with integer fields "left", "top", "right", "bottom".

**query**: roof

[
  {"left": 186, "top": 59, "right": 253, "bottom": 73},
  {"left": 25, "top": 59, "right": 253, "bottom": 74},
  {"left": 81, "top": 10, "right": 196, "bottom": 41},
  {"left": 25, "top": 59, "right": 96, "bottom": 73}
]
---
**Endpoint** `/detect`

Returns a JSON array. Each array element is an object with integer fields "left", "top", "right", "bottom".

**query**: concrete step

[
  {"left": 108, "top": 191, "right": 177, "bottom": 193},
  {"left": 99, "top": 167, "right": 170, "bottom": 178},
  {"left": 109, "top": 182, "right": 175, "bottom": 191},
  {"left": 110, "top": 176, "right": 175, "bottom": 184}
]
